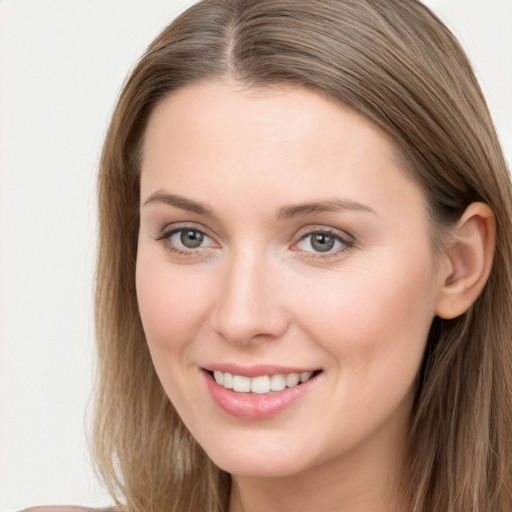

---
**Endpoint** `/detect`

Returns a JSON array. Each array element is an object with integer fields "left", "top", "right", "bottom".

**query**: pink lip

[{"left": 203, "top": 369, "right": 321, "bottom": 420}]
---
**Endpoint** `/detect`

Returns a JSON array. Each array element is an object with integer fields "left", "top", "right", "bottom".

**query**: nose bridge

[{"left": 214, "top": 245, "right": 287, "bottom": 344}]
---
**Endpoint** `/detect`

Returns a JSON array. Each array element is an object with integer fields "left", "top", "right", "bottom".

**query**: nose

[{"left": 212, "top": 249, "right": 289, "bottom": 345}]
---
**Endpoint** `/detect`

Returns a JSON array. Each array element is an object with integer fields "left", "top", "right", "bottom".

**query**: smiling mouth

[{"left": 205, "top": 369, "right": 322, "bottom": 394}]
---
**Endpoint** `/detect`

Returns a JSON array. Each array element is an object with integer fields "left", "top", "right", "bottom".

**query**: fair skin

[{"left": 136, "top": 80, "right": 494, "bottom": 512}]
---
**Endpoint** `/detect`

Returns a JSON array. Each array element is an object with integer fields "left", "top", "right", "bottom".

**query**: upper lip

[{"left": 202, "top": 363, "right": 320, "bottom": 378}]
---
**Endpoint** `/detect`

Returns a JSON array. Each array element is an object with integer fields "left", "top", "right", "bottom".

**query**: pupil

[
  {"left": 311, "top": 233, "right": 334, "bottom": 252},
  {"left": 180, "top": 230, "right": 203, "bottom": 248}
]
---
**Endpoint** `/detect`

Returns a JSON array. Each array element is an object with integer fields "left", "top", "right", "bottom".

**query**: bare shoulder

[{"left": 20, "top": 507, "right": 119, "bottom": 512}]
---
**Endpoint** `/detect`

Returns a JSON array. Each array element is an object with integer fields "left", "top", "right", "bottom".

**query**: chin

[
  {"left": 202, "top": 435, "right": 316, "bottom": 478},
  {"left": 215, "top": 457, "right": 308, "bottom": 479}
]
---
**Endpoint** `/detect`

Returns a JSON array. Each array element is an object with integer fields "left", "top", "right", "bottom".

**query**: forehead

[
  {"left": 142, "top": 80, "right": 399, "bottom": 172},
  {"left": 140, "top": 79, "right": 426, "bottom": 223},
  {"left": 145, "top": 80, "right": 389, "bottom": 141}
]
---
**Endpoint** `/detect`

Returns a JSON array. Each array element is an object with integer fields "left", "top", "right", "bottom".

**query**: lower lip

[{"left": 204, "top": 371, "right": 320, "bottom": 420}]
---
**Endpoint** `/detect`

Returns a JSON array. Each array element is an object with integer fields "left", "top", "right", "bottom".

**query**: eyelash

[
  {"left": 155, "top": 225, "right": 354, "bottom": 260},
  {"left": 155, "top": 226, "right": 217, "bottom": 257},
  {"left": 291, "top": 228, "right": 354, "bottom": 260}
]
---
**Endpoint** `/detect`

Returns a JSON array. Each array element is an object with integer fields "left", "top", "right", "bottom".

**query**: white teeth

[
  {"left": 223, "top": 372, "right": 234, "bottom": 389},
  {"left": 212, "top": 370, "right": 316, "bottom": 394},
  {"left": 270, "top": 374, "right": 286, "bottom": 391},
  {"left": 285, "top": 373, "right": 300, "bottom": 387},
  {"left": 251, "top": 376, "right": 270, "bottom": 394},
  {"left": 233, "top": 375, "right": 251, "bottom": 393}
]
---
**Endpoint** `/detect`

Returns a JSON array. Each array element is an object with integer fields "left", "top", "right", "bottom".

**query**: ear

[{"left": 435, "top": 202, "right": 495, "bottom": 319}]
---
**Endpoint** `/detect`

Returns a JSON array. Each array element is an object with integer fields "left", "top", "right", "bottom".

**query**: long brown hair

[{"left": 93, "top": 1, "right": 512, "bottom": 511}]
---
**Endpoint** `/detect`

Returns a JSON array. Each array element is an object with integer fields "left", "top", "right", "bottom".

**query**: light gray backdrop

[{"left": 0, "top": 0, "right": 510, "bottom": 510}]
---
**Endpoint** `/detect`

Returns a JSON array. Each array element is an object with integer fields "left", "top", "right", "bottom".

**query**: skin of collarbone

[{"left": 135, "top": 79, "right": 494, "bottom": 512}]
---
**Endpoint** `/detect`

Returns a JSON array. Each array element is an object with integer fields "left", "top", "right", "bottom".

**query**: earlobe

[{"left": 435, "top": 202, "right": 495, "bottom": 319}]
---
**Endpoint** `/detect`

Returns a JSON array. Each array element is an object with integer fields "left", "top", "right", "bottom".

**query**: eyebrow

[
  {"left": 142, "top": 191, "right": 376, "bottom": 220},
  {"left": 142, "top": 191, "right": 214, "bottom": 216},
  {"left": 275, "top": 198, "right": 377, "bottom": 221}
]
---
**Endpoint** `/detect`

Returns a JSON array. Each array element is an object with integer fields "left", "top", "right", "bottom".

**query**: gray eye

[
  {"left": 295, "top": 230, "right": 348, "bottom": 254},
  {"left": 310, "top": 233, "right": 335, "bottom": 252},
  {"left": 161, "top": 227, "right": 216, "bottom": 254},
  {"left": 179, "top": 229, "right": 204, "bottom": 248}
]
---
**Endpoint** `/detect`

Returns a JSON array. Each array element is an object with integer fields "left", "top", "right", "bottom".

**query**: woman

[{"left": 89, "top": 0, "right": 512, "bottom": 511}]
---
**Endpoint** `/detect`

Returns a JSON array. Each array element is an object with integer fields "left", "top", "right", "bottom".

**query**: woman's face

[{"left": 136, "top": 80, "right": 445, "bottom": 478}]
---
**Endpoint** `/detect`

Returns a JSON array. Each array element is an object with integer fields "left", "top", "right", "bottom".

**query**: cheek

[
  {"left": 282, "top": 257, "right": 437, "bottom": 455},
  {"left": 290, "top": 253, "right": 437, "bottom": 383},
  {"left": 135, "top": 253, "right": 213, "bottom": 360},
  {"left": 135, "top": 254, "right": 218, "bottom": 422}
]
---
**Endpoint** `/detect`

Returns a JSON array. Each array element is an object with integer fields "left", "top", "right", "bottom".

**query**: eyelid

[
  {"left": 155, "top": 222, "right": 216, "bottom": 241},
  {"left": 293, "top": 224, "right": 354, "bottom": 242},
  {"left": 290, "top": 225, "right": 355, "bottom": 258},
  {"left": 153, "top": 222, "right": 354, "bottom": 260},
  {"left": 154, "top": 222, "right": 220, "bottom": 256}
]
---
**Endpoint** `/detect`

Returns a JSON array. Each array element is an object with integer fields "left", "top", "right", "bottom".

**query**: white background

[{"left": 0, "top": 1, "right": 510, "bottom": 510}]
